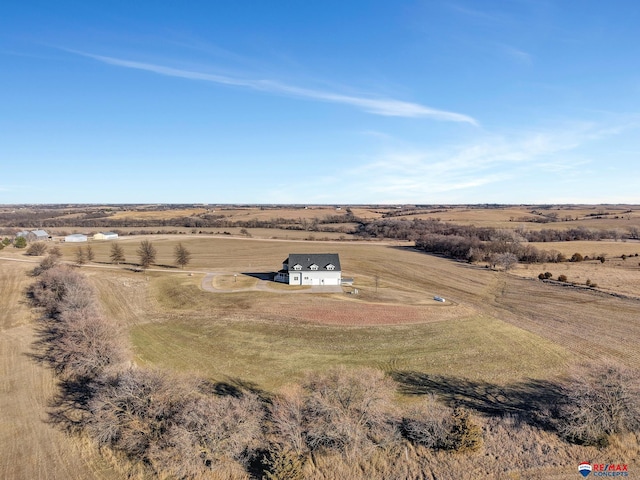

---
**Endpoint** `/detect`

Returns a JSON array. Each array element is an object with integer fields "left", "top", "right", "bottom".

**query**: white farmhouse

[
  {"left": 65, "top": 233, "right": 88, "bottom": 242},
  {"left": 275, "top": 253, "right": 342, "bottom": 286}
]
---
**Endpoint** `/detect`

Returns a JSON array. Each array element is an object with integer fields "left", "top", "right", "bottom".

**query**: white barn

[
  {"left": 275, "top": 253, "right": 342, "bottom": 286},
  {"left": 93, "top": 232, "right": 118, "bottom": 240},
  {"left": 65, "top": 233, "right": 88, "bottom": 242}
]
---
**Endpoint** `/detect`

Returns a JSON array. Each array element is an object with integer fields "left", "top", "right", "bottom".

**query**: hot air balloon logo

[{"left": 578, "top": 462, "right": 592, "bottom": 477}]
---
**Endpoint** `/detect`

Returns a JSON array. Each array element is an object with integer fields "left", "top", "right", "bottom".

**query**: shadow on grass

[
  {"left": 46, "top": 376, "right": 95, "bottom": 432},
  {"left": 26, "top": 319, "right": 62, "bottom": 369},
  {"left": 200, "top": 376, "right": 272, "bottom": 402},
  {"left": 391, "top": 370, "right": 566, "bottom": 431},
  {"left": 242, "top": 272, "right": 276, "bottom": 281},
  {"left": 155, "top": 264, "right": 178, "bottom": 269},
  {"left": 25, "top": 322, "right": 95, "bottom": 432}
]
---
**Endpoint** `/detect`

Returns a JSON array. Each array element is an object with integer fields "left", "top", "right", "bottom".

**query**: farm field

[
  {"left": 407, "top": 204, "right": 640, "bottom": 230},
  {"left": 509, "top": 240, "right": 640, "bottom": 297},
  {"left": 115, "top": 238, "right": 640, "bottom": 389},
  {"left": 4, "top": 203, "right": 639, "bottom": 239},
  {"left": 4, "top": 235, "right": 640, "bottom": 383}
]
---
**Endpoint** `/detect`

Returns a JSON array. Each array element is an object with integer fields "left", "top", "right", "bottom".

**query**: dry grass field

[
  {"left": 0, "top": 260, "right": 117, "bottom": 480},
  {"left": 509, "top": 240, "right": 640, "bottom": 297},
  {"left": 407, "top": 204, "right": 640, "bottom": 230},
  {"left": 3, "top": 204, "right": 640, "bottom": 478}
]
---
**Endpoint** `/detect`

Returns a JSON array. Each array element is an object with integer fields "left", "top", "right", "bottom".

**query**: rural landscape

[
  {"left": 1, "top": 203, "right": 639, "bottom": 479},
  {"left": 4, "top": 1, "right": 640, "bottom": 478}
]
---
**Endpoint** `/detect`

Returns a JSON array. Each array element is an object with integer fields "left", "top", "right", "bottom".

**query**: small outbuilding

[
  {"left": 65, "top": 233, "right": 88, "bottom": 243},
  {"left": 93, "top": 232, "right": 119, "bottom": 240},
  {"left": 16, "top": 229, "right": 50, "bottom": 241},
  {"left": 31, "top": 229, "right": 50, "bottom": 241}
]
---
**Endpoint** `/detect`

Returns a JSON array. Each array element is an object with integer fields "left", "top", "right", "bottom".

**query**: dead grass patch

[
  {"left": 0, "top": 261, "right": 33, "bottom": 329},
  {"left": 212, "top": 274, "right": 258, "bottom": 290}
]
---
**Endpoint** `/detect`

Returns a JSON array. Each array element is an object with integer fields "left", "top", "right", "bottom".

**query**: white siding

[
  {"left": 65, "top": 234, "right": 87, "bottom": 242},
  {"left": 297, "top": 271, "right": 341, "bottom": 286}
]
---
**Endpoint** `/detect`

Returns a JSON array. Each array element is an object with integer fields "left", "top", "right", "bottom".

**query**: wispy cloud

[
  {"left": 67, "top": 50, "right": 477, "bottom": 124},
  {"left": 448, "top": 3, "right": 508, "bottom": 24},
  {"left": 286, "top": 121, "right": 637, "bottom": 203},
  {"left": 498, "top": 44, "right": 532, "bottom": 65}
]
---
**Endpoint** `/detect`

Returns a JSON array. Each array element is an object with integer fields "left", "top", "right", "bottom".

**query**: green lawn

[{"left": 130, "top": 314, "right": 570, "bottom": 392}]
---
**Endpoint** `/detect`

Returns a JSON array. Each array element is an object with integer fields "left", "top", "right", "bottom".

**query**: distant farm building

[
  {"left": 275, "top": 253, "right": 342, "bottom": 286},
  {"left": 16, "top": 229, "right": 50, "bottom": 241},
  {"left": 93, "top": 232, "right": 119, "bottom": 240},
  {"left": 65, "top": 233, "right": 88, "bottom": 242},
  {"left": 31, "top": 229, "right": 50, "bottom": 241}
]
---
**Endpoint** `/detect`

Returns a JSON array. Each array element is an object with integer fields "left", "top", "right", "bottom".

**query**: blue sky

[{"left": 1, "top": 1, "right": 639, "bottom": 204}]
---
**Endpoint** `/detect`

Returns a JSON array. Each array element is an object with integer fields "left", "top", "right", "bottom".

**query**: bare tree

[
  {"left": 86, "top": 244, "right": 95, "bottom": 262},
  {"left": 31, "top": 254, "right": 60, "bottom": 276},
  {"left": 27, "top": 264, "right": 129, "bottom": 380},
  {"left": 137, "top": 240, "right": 156, "bottom": 269},
  {"left": 273, "top": 367, "right": 398, "bottom": 458},
  {"left": 558, "top": 362, "right": 640, "bottom": 445},
  {"left": 269, "top": 385, "right": 306, "bottom": 454},
  {"left": 50, "top": 308, "right": 129, "bottom": 380},
  {"left": 26, "top": 241, "right": 48, "bottom": 256},
  {"left": 496, "top": 252, "right": 518, "bottom": 271},
  {"left": 87, "top": 368, "right": 263, "bottom": 477},
  {"left": 174, "top": 243, "right": 191, "bottom": 269},
  {"left": 401, "top": 396, "right": 454, "bottom": 450},
  {"left": 74, "top": 247, "right": 86, "bottom": 266},
  {"left": 109, "top": 243, "right": 125, "bottom": 265},
  {"left": 28, "top": 265, "right": 85, "bottom": 313}
]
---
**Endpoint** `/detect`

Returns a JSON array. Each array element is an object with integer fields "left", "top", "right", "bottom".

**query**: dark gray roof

[{"left": 285, "top": 253, "right": 341, "bottom": 272}]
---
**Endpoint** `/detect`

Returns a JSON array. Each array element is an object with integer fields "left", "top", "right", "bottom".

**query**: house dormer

[
  {"left": 325, "top": 263, "right": 335, "bottom": 270},
  {"left": 292, "top": 264, "right": 302, "bottom": 270},
  {"left": 309, "top": 264, "right": 319, "bottom": 270}
]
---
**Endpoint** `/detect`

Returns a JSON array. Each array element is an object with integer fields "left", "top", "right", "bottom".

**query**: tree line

[
  {"left": 353, "top": 218, "right": 639, "bottom": 267},
  {"left": 18, "top": 239, "right": 192, "bottom": 270},
  {"left": 0, "top": 210, "right": 363, "bottom": 230}
]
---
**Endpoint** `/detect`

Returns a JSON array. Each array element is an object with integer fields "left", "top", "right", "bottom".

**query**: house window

[
  {"left": 326, "top": 264, "right": 335, "bottom": 270},
  {"left": 310, "top": 264, "right": 319, "bottom": 270}
]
